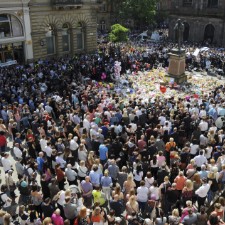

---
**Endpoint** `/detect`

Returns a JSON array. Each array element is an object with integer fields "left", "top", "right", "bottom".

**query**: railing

[{"left": 53, "top": 0, "right": 82, "bottom": 5}]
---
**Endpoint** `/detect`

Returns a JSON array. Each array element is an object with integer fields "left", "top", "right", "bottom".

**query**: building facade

[
  {"left": 168, "top": 0, "right": 225, "bottom": 46},
  {"left": 30, "top": 0, "right": 101, "bottom": 61},
  {"left": 0, "top": 0, "right": 33, "bottom": 64}
]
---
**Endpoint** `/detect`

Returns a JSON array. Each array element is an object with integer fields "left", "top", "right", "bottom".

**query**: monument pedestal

[{"left": 166, "top": 48, "right": 187, "bottom": 84}]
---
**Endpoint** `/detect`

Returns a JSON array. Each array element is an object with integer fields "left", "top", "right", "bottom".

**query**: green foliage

[
  {"left": 116, "top": 0, "right": 156, "bottom": 26},
  {"left": 109, "top": 24, "right": 129, "bottom": 43}
]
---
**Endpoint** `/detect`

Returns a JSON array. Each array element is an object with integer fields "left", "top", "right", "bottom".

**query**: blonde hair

[
  {"left": 65, "top": 189, "right": 71, "bottom": 197},
  {"left": 80, "top": 160, "right": 85, "bottom": 166},
  {"left": 43, "top": 217, "right": 52, "bottom": 225},
  {"left": 164, "top": 176, "right": 169, "bottom": 182},
  {"left": 3, "top": 213, "right": 11, "bottom": 225},
  {"left": 79, "top": 207, "right": 87, "bottom": 218},
  {"left": 172, "top": 209, "right": 179, "bottom": 217},
  {"left": 185, "top": 179, "right": 193, "bottom": 190},
  {"left": 129, "top": 195, "right": 137, "bottom": 207},
  {"left": 186, "top": 200, "right": 192, "bottom": 207},
  {"left": 127, "top": 174, "right": 133, "bottom": 181}
]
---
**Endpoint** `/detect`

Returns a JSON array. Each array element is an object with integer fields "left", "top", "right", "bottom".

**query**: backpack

[
  {"left": 161, "top": 182, "right": 171, "bottom": 195},
  {"left": 24, "top": 166, "right": 31, "bottom": 179},
  {"left": 0, "top": 193, "right": 5, "bottom": 207}
]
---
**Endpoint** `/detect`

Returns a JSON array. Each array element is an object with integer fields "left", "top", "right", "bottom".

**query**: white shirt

[
  {"left": 199, "top": 121, "right": 208, "bottom": 132},
  {"left": 190, "top": 144, "right": 199, "bottom": 155},
  {"left": 194, "top": 155, "right": 207, "bottom": 167},
  {"left": 149, "top": 186, "right": 159, "bottom": 200},
  {"left": 137, "top": 186, "right": 149, "bottom": 202},
  {"left": 1, "top": 192, "right": 11, "bottom": 207},
  {"left": 195, "top": 183, "right": 210, "bottom": 198},
  {"left": 57, "top": 191, "right": 65, "bottom": 206},
  {"left": 133, "top": 170, "right": 143, "bottom": 182},
  {"left": 205, "top": 147, "right": 213, "bottom": 159},
  {"left": 39, "top": 139, "right": 47, "bottom": 151},
  {"left": 1, "top": 157, "right": 12, "bottom": 172},
  {"left": 56, "top": 156, "right": 66, "bottom": 168},
  {"left": 44, "top": 146, "right": 52, "bottom": 157},
  {"left": 83, "top": 118, "right": 91, "bottom": 131},
  {"left": 69, "top": 140, "right": 78, "bottom": 151},
  {"left": 199, "top": 110, "right": 206, "bottom": 118},
  {"left": 159, "top": 116, "right": 166, "bottom": 126},
  {"left": 78, "top": 150, "right": 87, "bottom": 161},
  {"left": 13, "top": 146, "right": 22, "bottom": 159},
  {"left": 65, "top": 168, "right": 77, "bottom": 181},
  {"left": 144, "top": 177, "right": 154, "bottom": 188},
  {"left": 78, "top": 166, "right": 88, "bottom": 178}
]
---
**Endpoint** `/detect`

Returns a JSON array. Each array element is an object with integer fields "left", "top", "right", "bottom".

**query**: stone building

[
  {"left": 168, "top": 0, "right": 225, "bottom": 46},
  {"left": 30, "top": 0, "right": 101, "bottom": 61},
  {"left": 0, "top": 0, "right": 33, "bottom": 64}
]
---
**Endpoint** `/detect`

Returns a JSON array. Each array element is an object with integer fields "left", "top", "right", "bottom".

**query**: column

[{"left": 22, "top": 3, "right": 34, "bottom": 62}]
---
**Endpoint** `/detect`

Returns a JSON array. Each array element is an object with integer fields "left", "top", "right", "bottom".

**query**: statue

[{"left": 174, "top": 19, "right": 184, "bottom": 52}]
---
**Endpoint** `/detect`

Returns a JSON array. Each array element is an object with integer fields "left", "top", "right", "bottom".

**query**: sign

[{"left": 0, "top": 60, "right": 17, "bottom": 67}]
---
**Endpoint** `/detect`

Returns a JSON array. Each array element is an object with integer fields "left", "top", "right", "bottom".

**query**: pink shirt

[
  {"left": 157, "top": 155, "right": 166, "bottom": 167},
  {"left": 51, "top": 213, "right": 64, "bottom": 225}
]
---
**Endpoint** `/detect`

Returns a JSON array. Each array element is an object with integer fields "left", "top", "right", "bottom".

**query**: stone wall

[
  {"left": 168, "top": 0, "right": 225, "bottom": 46},
  {"left": 30, "top": 0, "right": 98, "bottom": 60}
]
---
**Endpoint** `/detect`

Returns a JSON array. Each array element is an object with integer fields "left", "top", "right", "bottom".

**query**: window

[
  {"left": 77, "top": 22, "right": 85, "bottom": 50},
  {"left": 62, "top": 24, "right": 70, "bottom": 52},
  {"left": 46, "top": 25, "right": 55, "bottom": 55},
  {"left": 0, "top": 14, "right": 23, "bottom": 38},
  {"left": 208, "top": 0, "right": 218, "bottom": 8},
  {"left": 100, "top": 21, "right": 106, "bottom": 31},
  {"left": 183, "top": 0, "right": 192, "bottom": 7}
]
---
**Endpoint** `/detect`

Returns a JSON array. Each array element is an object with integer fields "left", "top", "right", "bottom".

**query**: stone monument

[{"left": 167, "top": 19, "right": 187, "bottom": 84}]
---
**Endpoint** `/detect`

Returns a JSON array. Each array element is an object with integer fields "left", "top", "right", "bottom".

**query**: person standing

[
  {"left": 99, "top": 141, "right": 108, "bottom": 165},
  {"left": 65, "top": 164, "right": 77, "bottom": 186},
  {"left": 0, "top": 131, "right": 7, "bottom": 153},
  {"left": 137, "top": 180, "right": 149, "bottom": 214},
  {"left": 80, "top": 176, "right": 93, "bottom": 208},
  {"left": 1, "top": 153, "right": 12, "bottom": 173},
  {"left": 195, "top": 178, "right": 212, "bottom": 211},
  {"left": 5, "top": 170, "right": 16, "bottom": 198},
  {"left": 101, "top": 170, "right": 112, "bottom": 200},
  {"left": 63, "top": 196, "right": 78, "bottom": 225}
]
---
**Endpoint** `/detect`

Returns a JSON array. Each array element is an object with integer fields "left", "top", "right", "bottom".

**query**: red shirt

[{"left": 0, "top": 135, "right": 7, "bottom": 147}]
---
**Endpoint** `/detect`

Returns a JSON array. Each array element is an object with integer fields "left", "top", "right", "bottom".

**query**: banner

[{"left": 0, "top": 60, "right": 17, "bottom": 67}]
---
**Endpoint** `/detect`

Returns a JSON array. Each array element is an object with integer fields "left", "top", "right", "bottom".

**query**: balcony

[{"left": 52, "top": 0, "right": 83, "bottom": 10}]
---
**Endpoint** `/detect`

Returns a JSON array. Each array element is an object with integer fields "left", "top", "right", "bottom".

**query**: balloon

[{"left": 160, "top": 85, "right": 167, "bottom": 94}]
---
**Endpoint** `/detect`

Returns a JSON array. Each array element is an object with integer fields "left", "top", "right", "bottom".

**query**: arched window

[
  {"left": 46, "top": 24, "right": 55, "bottom": 55},
  {"left": 0, "top": 14, "right": 23, "bottom": 39},
  {"left": 77, "top": 22, "right": 85, "bottom": 50},
  {"left": 183, "top": 22, "right": 190, "bottom": 41},
  {"left": 62, "top": 23, "right": 70, "bottom": 52},
  {"left": 204, "top": 24, "right": 215, "bottom": 43}
]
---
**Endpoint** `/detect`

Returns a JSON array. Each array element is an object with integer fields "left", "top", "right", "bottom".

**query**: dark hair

[
  {"left": 136, "top": 165, "right": 142, "bottom": 175},
  {"left": 1, "top": 184, "right": 7, "bottom": 192},
  {"left": 209, "top": 214, "right": 219, "bottom": 225}
]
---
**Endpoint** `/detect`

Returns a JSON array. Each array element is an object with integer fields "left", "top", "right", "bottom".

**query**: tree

[
  {"left": 109, "top": 24, "right": 129, "bottom": 43},
  {"left": 114, "top": 0, "right": 156, "bottom": 28}
]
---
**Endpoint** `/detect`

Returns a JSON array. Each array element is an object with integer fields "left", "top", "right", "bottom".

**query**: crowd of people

[{"left": 0, "top": 40, "right": 225, "bottom": 225}]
